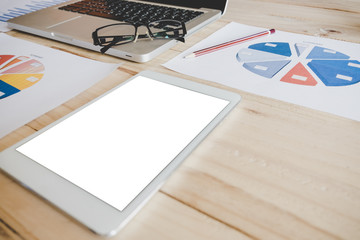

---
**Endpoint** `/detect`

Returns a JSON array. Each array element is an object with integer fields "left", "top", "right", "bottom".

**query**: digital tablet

[{"left": 0, "top": 71, "right": 240, "bottom": 236}]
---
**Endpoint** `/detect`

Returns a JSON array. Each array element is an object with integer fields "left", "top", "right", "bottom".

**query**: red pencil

[{"left": 184, "top": 28, "right": 275, "bottom": 58}]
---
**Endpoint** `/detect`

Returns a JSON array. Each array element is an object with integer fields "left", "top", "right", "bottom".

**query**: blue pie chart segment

[
  {"left": 307, "top": 46, "right": 350, "bottom": 60},
  {"left": 243, "top": 60, "right": 291, "bottom": 78},
  {"left": 0, "top": 80, "right": 20, "bottom": 99},
  {"left": 236, "top": 48, "right": 287, "bottom": 62},
  {"left": 295, "top": 43, "right": 309, "bottom": 57},
  {"left": 248, "top": 42, "right": 292, "bottom": 57},
  {"left": 308, "top": 60, "right": 360, "bottom": 86}
]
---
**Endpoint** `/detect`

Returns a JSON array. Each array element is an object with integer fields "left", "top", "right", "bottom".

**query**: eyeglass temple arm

[
  {"left": 92, "top": 31, "right": 100, "bottom": 45},
  {"left": 136, "top": 33, "right": 185, "bottom": 42},
  {"left": 99, "top": 36, "right": 122, "bottom": 54}
]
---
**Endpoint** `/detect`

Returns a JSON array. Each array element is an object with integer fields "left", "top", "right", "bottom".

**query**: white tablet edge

[{"left": 0, "top": 70, "right": 241, "bottom": 236}]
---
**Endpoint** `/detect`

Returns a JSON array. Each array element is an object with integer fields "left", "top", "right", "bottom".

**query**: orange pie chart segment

[
  {"left": 281, "top": 63, "right": 317, "bottom": 86},
  {"left": 0, "top": 55, "right": 45, "bottom": 99}
]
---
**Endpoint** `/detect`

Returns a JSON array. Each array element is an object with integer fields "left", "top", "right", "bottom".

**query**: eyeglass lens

[
  {"left": 148, "top": 20, "right": 185, "bottom": 39},
  {"left": 97, "top": 24, "right": 136, "bottom": 46}
]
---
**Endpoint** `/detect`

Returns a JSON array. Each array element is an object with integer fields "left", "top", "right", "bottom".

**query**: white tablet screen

[{"left": 16, "top": 76, "right": 229, "bottom": 211}]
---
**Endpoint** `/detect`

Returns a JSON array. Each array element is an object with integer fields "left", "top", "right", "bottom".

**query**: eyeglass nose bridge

[{"left": 133, "top": 30, "right": 153, "bottom": 43}]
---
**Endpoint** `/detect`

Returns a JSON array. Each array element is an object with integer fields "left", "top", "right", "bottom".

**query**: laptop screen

[{"left": 141, "top": 0, "right": 227, "bottom": 13}]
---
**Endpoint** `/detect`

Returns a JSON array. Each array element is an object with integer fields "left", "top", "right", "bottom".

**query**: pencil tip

[{"left": 270, "top": 29, "right": 276, "bottom": 34}]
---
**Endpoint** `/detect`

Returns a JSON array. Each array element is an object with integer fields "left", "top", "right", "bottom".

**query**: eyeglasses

[{"left": 92, "top": 19, "right": 187, "bottom": 54}]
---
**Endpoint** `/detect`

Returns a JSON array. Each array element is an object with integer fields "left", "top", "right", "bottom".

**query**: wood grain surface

[{"left": 1, "top": 0, "right": 360, "bottom": 239}]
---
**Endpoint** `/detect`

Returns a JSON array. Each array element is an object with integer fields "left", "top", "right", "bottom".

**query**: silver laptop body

[{"left": 8, "top": 0, "right": 228, "bottom": 62}]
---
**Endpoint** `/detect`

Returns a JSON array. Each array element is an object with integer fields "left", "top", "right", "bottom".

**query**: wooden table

[{"left": 1, "top": 0, "right": 360, "bottom": 239}]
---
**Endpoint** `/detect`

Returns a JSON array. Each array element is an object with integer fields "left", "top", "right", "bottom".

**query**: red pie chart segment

[
  {"left": 281, "top": 63, "right": 317, "bottom": 86},
  {"left": 1, "top": 56, "right": 30, "bottom": 70},
  {"left": 0, "top": 55, "right": 45, "bottom": 99},
  {"left": 0, "top": 55, "right": 15, "bottom": 66}
]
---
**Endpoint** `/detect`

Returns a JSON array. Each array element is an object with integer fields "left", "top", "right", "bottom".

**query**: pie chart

[
  {"left": 236, "top": 42, "right": 360, "bottom": 87},
  {"left": 0, "top": 55, "right": 45, "bottom": 99}
]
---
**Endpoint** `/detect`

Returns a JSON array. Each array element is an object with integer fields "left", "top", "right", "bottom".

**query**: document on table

[
  {"left": 0, "top": 0, "right": 69, "bottom": 32},
  {"left": 0, "top": 33, "right": 120, "bottom": 138},
  {"left": 164, "top": 22, "right": 360, "bottom": 121}
]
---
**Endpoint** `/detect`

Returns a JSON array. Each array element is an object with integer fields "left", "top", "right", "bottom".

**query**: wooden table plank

[
  {"left": 1, "top": 0, "right": 360, "bottom": 239},
  {"left": 162, "top": 96, "right": 360, "bottom": 239},
  {"left": 0, "top": 173, "right": 250, "bottom": 240}
]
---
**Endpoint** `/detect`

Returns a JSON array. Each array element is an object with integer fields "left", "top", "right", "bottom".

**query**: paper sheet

[
  {"left": 164, "top": 22, "right": 360, "bottom": 121},
  {"left": 0, "top": 33, "right": 120, "bottom": 138},
  {"left": 0, "top": 0, "right": 69, "bottom": 32}
]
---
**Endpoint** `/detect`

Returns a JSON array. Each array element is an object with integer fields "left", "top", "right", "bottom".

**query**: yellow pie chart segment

[{"left": 0, "top": 55, "right": 45, "bottom": 99}]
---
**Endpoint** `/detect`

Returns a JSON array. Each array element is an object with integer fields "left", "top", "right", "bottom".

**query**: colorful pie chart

[
  {"left": 236, "top": 42, "right": 360, "bottom": 87},
  {"left": 0, "top": 55, "right": 45, "bottom": 99}
]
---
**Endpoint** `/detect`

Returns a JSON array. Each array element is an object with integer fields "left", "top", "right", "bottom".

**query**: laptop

[{"left": 8, "top": 0, "right": 228, "bottom": 62}]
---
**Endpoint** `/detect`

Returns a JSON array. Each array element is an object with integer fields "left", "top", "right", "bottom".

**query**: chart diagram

[
  {"left": 236, "top": 42, "right": 360, "bottom": 87},
  {"left": 0, "top": 55, "right": 45, "bottom": 99}
]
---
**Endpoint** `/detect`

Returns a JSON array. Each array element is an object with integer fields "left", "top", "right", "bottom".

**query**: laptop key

[{"left": 59, "top": 0, "right": 204, "bottom": 25}]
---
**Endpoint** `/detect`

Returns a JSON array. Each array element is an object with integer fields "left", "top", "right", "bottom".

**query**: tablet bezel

[{"left": 0, "top": 70, "right": 240, "bottom": 236}]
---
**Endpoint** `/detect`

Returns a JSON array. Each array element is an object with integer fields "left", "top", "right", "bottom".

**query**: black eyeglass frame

[{"left": 92, "top": 20, "right": 187, "bottom": 54}]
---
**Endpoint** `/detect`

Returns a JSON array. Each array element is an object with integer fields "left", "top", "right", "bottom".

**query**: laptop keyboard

[{"left": 59, "top": 0, "right": 204, "bottom": 25}]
